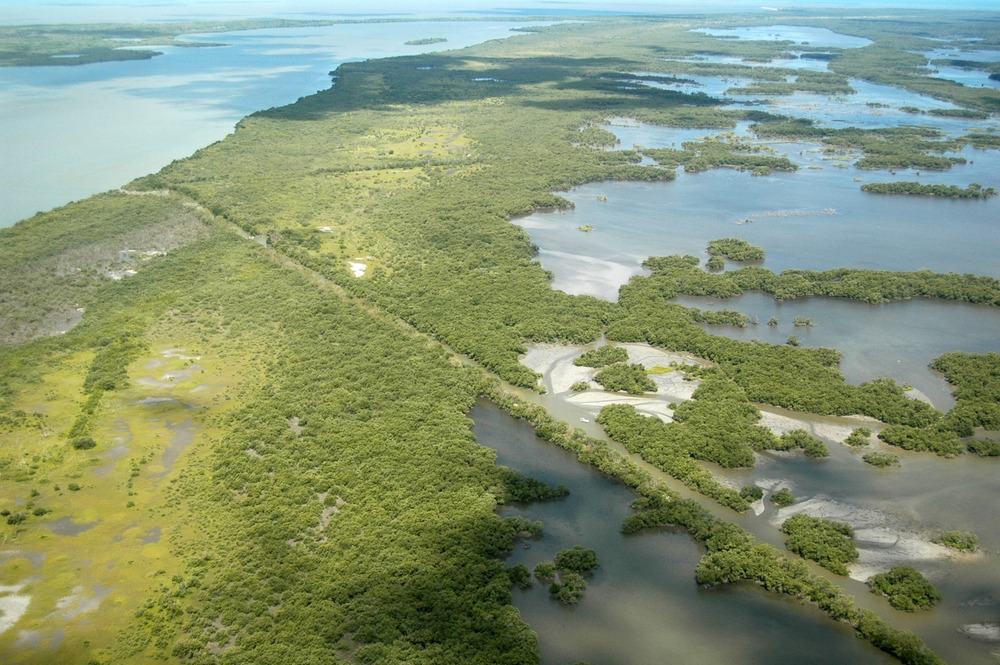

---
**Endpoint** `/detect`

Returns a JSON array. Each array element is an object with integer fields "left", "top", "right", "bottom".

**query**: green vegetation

[
  {"left": 825, "top": 31, "right": 1000, "bottom": 112},
  {"left": 845, "top": 427, "right": 873, "bottom": 447},
  {"left": 644, "top": 135, "right": 797, "bottom": 176},
  {"left": 863, "top": 452, "right": 900, "bottom": 468},
  {"left": 570, "top": 380, "right": 591, "bottom": 392},
  {"left": 549, "top": 571, "right": 588, "bottom": 604},
  {"left": 772, "top": 488, "right": 796, "bottom": 507},
  {"left": 0, "top": 192, "right": 209, "bottom": 345},
  {"left": 405, "top": 37, "right": 447, "bottom": 46},
  {"left": 878, "top": 425, "right": 963, "bottom": 458},
  {"left": 609, "top": 259, "right": 947, "bottom": 423},
  {"left": 927, "top": 108, "right": 990, "bottom": 119},
  {"left": 575, "top": 346, "right": 628, "bottom": 368},
  {"left": 594, "top": 370, "right": 834, "bottom": 508},
  {"left": 726, "top": 71, "right": 854, "bottom": 96},
  {"left": 533, "top": 561, "right": 556, "bottom": 580},
  {"left": 740, "top": 485, "right": 764, "bottom": 502},
  {"left": 1, "top": 210, "right": 556, "bottom": 661},
  {"left": 869, "top": 567, "right": 941, "bottom": 612},
  {"left": 692, "top": 308, "right": 751, "bottom": 327},
  {"left": 508, "top": 564, "right": 533, "bottom": 588},
  {"left": 498, "top": 467, "right": 569, "bottom": 503},
  {"left": 780, "top": 514, "right": 859, "bottom": 575},
  {"left": 932, "top": 530, "right": 979, "bottom": 552},
  {"left": 534, "top": 547, "right": 598, "bottom": 604},
  {"left": 554, "top": 546, "right": 599, "bottom": 574},
  {"left": 967, "top": 439, "right": 1000, "bottom": 456},
  {"left": 930, "top": 352, "right": 1000, "bottom": 436},
  {"left": 2, "top": 11, "right": 984, "bottom": 665},
  {"left": 489, "top": 390, "right": 942, "bottom": 665},
  {"left": 707, "top": 238, "right": 765, "bottom": 262},
  {"left": 594, "top": 363, "right": 657, "bottom": 395},
  {"left": 964, "top": 132, "right": 1000, "bottom": 150},
  {"left": 776, "top": 429, "right": 829, "bottom": 458},
  {"left": 598, "top": 400, "right": 753, "bottom": 510},
  {"left": 751, "top": 119, "right": 970, "bottom": 171},
  {"left": 861, "top": 182, "right": 996, "bottom": 198},
  {"left": 636, "top": 253, "right": 1000, "bottom": 306}
]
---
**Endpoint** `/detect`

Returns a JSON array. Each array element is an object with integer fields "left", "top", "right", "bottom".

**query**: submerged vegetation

[{"left": 404, "top": 37, "right": 447, "bottom": 46}]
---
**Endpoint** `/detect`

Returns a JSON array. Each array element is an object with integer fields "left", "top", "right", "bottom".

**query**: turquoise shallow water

[{"left": 0, "top": 18, "right": 544, "bottom": 226}]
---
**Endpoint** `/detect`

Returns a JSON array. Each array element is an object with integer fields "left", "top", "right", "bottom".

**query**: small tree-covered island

[{"left": 1, "top": 3, "right": 999, "bottom": 665}]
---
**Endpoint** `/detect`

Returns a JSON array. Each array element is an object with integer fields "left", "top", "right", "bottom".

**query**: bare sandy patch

[
  {"left": 0, "top": 585, "right": 31, "bottom": 636},
  {"left": 771, "top": 496, "right": 952, "bottom": 581}
]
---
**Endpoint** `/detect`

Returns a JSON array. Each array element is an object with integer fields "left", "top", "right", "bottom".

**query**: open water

[
  {"left": 0, "top": 18, "right": 546, "bottom": 226},
  {"left": 509, "top": 24, "right": 1000, "bottom": 664},
  {"left": 3, "top": 12, "right": 999, "bottom": 665}
]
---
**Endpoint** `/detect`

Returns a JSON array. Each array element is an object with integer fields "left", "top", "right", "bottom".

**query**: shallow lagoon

[
  {"left": 516, "top": 105, "right": 1000, "bottom": 404},
  {"left": 473, "top": 400, "right": 894, "bottom": 665},
  {"left": 0, "top": 18, "right": 546, "bottom": 226},
  {"left": 512, "top": 52, "right": 1000, "bottom": 662},
  {"left": 691, "top": 24, "right": 873, "bottom": 50}
]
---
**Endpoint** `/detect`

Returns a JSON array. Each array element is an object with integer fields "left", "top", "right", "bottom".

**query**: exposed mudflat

[{"left": 772, "top": 496, "right": 954, "bottom": 582}]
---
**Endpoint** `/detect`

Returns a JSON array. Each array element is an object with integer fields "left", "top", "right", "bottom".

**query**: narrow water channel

[{"left": 472, "top": 399, "right": 893, "bottom": 665}]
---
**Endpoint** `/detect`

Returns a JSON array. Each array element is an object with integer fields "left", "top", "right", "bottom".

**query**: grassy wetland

[{"left": 2, "top": 6, "right": 1000, "bottom": 665}]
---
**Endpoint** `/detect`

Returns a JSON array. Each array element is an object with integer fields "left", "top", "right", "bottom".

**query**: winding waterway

[
  {"left": 473, "top": 399, "right": 894, "bottom": 665},
  {"left": 3, "top": 11, "right": 999, "bottom": 664},
  {"left": 515, "top": 117, "right": 1000, "bottom": 409},
  {"left": 506, "top": 23, "right": 1000, "bottom": 664}
]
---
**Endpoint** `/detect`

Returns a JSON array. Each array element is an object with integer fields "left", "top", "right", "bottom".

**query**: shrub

[
  {"left": 780, "top": 514, "right": 858, "bottom": 575},
  {"left": 967, "top": 439, "right": 1000, "bottom": 457},
  {"left": 863, "top": 452, "right": 900, "bottom": 468},
  {"left": 70, "top": 436, "right": 97, "bottom": 450},
  {"left": 707, "top": 238, "right": 765, "bottom": 261},
  {"left": 595, "top": 363, "right": 656, "bottom": 395},
  {"left": 554, "top": 546, "right": 599, "bottom": 574},
  {"left": 932, "top": 530, "right": 978, "bottom": 551},
  {"left": 507, "top": 564, "right": 532, "bottom": 589},
  {"left": 575, "top": 346, "right": 628, "bottom": 368},
  {"left": 551, "top": 570, "right": 588, "bottom": 604},
  {"left": 844, "top": 427, "right": 872, "bottom": 447},
  {"left": 869, "top": 566, "right": 941, "bottom": 611},
  {"left": 771, "top": 488, "right": 795, "bottom": 507},
  {"left": 534, "top": 562, "right": 556, "bottom": 580}
]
